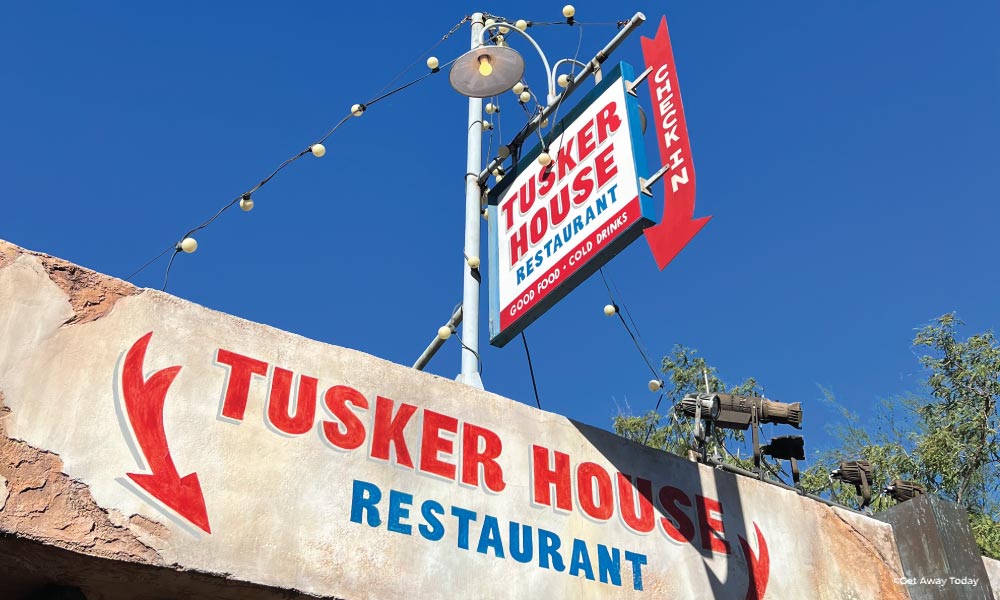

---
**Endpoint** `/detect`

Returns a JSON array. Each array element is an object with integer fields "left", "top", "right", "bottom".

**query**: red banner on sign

[{"left": 641, "top": 16, "right": 711, "bottom": 270}]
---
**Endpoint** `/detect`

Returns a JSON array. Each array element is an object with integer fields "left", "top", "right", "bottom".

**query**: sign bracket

[
  {"left": 625, "top": 66, "right": 653, "bottom": 97},
  {"left": 639, "top": 162, "right": 671, "bottom": 197}
]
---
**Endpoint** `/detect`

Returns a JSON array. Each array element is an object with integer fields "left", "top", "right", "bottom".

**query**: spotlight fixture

[
  {"left": 831, "top": 460, "right": 874, "bottom": 508},
  {"left": 884, "top": 480, "right": 926, "bottom": 503},
  {"left": 675, "top": 392, "right": 804, "bottom": 475},
  {"left": 761, "top": 435, "right": 805, "bottom": 485}
]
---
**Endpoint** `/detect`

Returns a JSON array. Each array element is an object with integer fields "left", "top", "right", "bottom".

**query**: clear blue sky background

[{"left": 3, "top": 2, "right": 997, "bottom": 460}]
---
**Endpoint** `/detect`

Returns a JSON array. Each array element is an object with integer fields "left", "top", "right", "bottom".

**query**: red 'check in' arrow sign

[{"left": 641, "top": 16, "right": 711, "bottom": 270}]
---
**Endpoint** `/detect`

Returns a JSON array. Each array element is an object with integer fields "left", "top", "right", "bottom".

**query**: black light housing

[
  {"left": 885, "top": 480, "right": 926, "bottom": 503},
  {"left": 831, "top": 460, "right": 874, "bottom": 508}
]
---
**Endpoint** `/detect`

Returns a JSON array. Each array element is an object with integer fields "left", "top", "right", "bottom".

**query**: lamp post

[{"left": 416, "top": 9, "right": 647, "bottom": 387}]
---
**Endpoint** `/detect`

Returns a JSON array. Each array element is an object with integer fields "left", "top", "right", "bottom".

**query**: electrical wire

[
  {"left": 520, "top": 332, "right": 542, "bottom": 409},
  {"left": 124, "top": 47, "right": 459, "bottom": 289},
  {"left": 599, "top": 268, "right": 660, "bottom": 380}
]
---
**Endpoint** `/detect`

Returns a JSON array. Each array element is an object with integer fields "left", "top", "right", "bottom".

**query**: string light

[
  {"left": 603, "top": 304, "right": 617, "bottom": 316},
  {"left": 351, "top": 103, "right": 366, "bottom": 117},
  {"left": 519, "top": 91, "right": 531, "bottom": 103},
  {"left": 310, "top": 143, "right": 326, "bottom": 158},
  {"left": 515, "top": 19, "right": 528, "bottom": 31},
  {"left": 467, "top": 256, "right": 481, "bottom": 269},
  {"left": 426, "top": 56, "right": 439, "bottom": 70},
  {"left": 512, "top": 82, "right": 526, "bottom": 95},
  {"left": 239, "top": 194, "right": 254, "bottom": 212},
  {"left": 178, "top": 238, "right": 198, "bottom": 254},
  {"left": 485, "top": 102, "right": 498, "bottom": 114},
  {"left": 438, "top": 326, "right": 453, "bottom": 340},
  {"left": 537, "top": 151, "right": 552, "bottom": 166}
]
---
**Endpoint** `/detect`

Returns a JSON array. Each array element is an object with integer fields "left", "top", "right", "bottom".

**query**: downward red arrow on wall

[
  {"left": 122, "top": 332, "right": 211, "bottom": 533},
  {"left": 641, "top": 16, "right": 712, "bottom": 270}
]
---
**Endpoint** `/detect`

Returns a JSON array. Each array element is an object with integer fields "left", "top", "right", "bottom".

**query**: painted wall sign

[
  {"left": 487, "top": 62, "right": 655, "bottom": 347},
  {"left": 0, "top": 241, "right": 911, "bottom": 599},
  {"left": 640, "top": 15, "right": 711, "bottom": 270}
]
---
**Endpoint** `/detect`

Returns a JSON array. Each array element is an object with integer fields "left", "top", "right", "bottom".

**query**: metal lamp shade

[{"left": 449, "top": 46, "right": 525, "bottom": 98}]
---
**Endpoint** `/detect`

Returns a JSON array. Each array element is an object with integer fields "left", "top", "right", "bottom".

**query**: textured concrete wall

[{"left": 0, "top": 240, "right": 910, "bottom": 599}]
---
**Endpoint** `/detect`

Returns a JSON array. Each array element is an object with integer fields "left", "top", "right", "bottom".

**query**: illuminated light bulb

[
  {"left": 512, "top": 82, "right": 525, "bottom": 94},
  {"left": 484, "top": 18, "right": 496, "bottom": 28},
  {"left": 310, "top": 143, "right": 326, "bottom": 157},
  {"left": 603, "top": 304, "right": 617, "bottom": 316},
  {"left": 351, "top": 103, "right": 365, "bottom": 117},
  {"left": 426, "top": 56, "right": 439, "bottom": 70},
  {"left": 179, "top": 237, "right": 198, "bottom": 254},
  {"left": 468, "top": 256, "right": 481, "bottom": 269},
  {"left": 438, "top": 326, "right": 453, "bottom": 340},
  {"left": 648, "top": 379, "right": 663, "bottom": 392},
  {"left": 239, "top": 196, "right": 254, "bottom": 211},
  {"left": 537, "top": 152, "right": 552, "bottom": 166},
  {"left": 516, "top": 19, "right": 528, "bottom": 31},
  {"left": 558, "top": 74, "right": 570, "bottom": 88},
  {"left": 498, "top": 145, "right": 510, "bottom": 158},
  {"left": 485, "top": 102, "right": 497, "bottom": 114},
  {"left": 563, "top": 5, "right": 576, "bottom": 18},
  {"left": 478, "top": 55, "right": 494, "bottom": 77},
  {"left": 519, "top": 91, "right": 531, "bottom": 103}
]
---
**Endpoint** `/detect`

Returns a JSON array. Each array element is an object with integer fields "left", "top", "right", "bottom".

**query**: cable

[
  {"left": 520, "top": 332, "right": 542, "bottom": 409},
  {"left": 599, "top": 268, "right": 660, "bottom": 379},
  {"left": 161, "top": 250, "right": 180, "bottom": 292},
  {"left": 124, "top": 44, "right": 456, "bottom": 289},
  {"left": 641, "top": 390, "right": 666, "bottom": 445}
]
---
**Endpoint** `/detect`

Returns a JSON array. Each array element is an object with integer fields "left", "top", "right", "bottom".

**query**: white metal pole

[{"left": 460, "top": 13, "right": 485, "bottom": 389}]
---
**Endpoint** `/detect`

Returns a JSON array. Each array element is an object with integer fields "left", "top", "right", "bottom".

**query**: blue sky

[{"left": 3, "top": 2, "right": 997, "bottom": 459}]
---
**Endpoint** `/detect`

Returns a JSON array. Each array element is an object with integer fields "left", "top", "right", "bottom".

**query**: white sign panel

[{"left": 488, "top": 63, "right": 655, "bottom": 347}]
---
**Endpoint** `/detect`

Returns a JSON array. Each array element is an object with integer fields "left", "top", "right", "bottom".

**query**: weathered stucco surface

[{"left": 0, "top": 239, "right": 914, "bottom": 599}]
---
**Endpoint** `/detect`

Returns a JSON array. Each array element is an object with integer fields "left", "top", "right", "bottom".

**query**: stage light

[
  {"left": 677, "top": 393, "right": 720, "bottom": 420},
  {"left": 761, "top": 435, "right": 805, "bottom": 484},
  {"left": 831, "top": 460, "right": 874, "bottom": 508},
  {"left": 885, "top": 480, "right": 926, "bottom": 503}
]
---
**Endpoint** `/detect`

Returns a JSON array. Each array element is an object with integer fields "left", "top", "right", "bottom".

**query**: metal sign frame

[{"left": 487, "top": 61, "right": 655, "bottom": 347}]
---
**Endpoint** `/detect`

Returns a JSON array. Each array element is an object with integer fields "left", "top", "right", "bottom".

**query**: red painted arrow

[
  {"left": 739, "top": 522, "right": 771, "bottom": 600},
  {"left": 641, "top": 16, "right": 712, "bottom": 270},
  {"left": 123, "top": 332, "right": 211, "bottom": 533}
]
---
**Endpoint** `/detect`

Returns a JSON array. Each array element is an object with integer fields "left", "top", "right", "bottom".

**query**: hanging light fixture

[{"left": 450, "top": 46, "right": 525, "bottom": 98}]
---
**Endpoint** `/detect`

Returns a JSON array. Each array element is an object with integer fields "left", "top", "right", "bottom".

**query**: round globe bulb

[
  {"left": 540, "top": 118, "right": 549, "bottom": 128},
  {"left": 519, "top": 91, "right": 531, "bottom": 103},
  {"left": 179, "top": 237, "right": 198, "bottom": 254},
  {"left": 482, "top": 209, "right": 490, "bottom": 220},
  {"left": 351, "top": 103, "right": 364, "bottom": 117},
  {"left": 310, "top": 143, "right": 326, "bottom": 158},
  {"left": 498, "top": 145, "right": 510, "bottom": 158},
  {"left": 468, "top": 256, "right": 481, "bottom": 269},
  {"left": 558, "top": 74, "right": 570, "bottom": 88},
  {"left": 537, "top": 152, "right": 552, "bottom": 166},
  {"left": 603, "top": 304, "right": 616, "bottom": 316},
  {"left": 482, "top": 121, "right": 492, "bottom": 131},
  {"left": 512, "top": 82, "right": 525, "bottom": 95},
  {"left": 515, "top": 19, "right": 528, "bottom": 31},
  {"left": 438, "top": 326, "right": 453, "bottom": 340},
  {"left": 426, "top": 56, "right": 439, "bottom": 70},
  {"left": 563, "top": 5, "right": 576, "bottom": 18},
  {"left": 485, "top": 102, "right": 497, "bottom": 114},
  {"left": 484, "top": 18, "right": 496, "bottom": 28},
  {"left": 648, "top": 379, "right": 663, "bottom": 392},
  {"left": 499, "top": 25, "right": 509, "bottom": 34},
  {"left": 239, "top": 198, "right": 254, "bottom": 212}
]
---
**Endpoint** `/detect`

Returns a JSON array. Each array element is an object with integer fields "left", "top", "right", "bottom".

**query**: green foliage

[{"left": 615, "top": 314, "right": 1000, "bottom": 559}]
